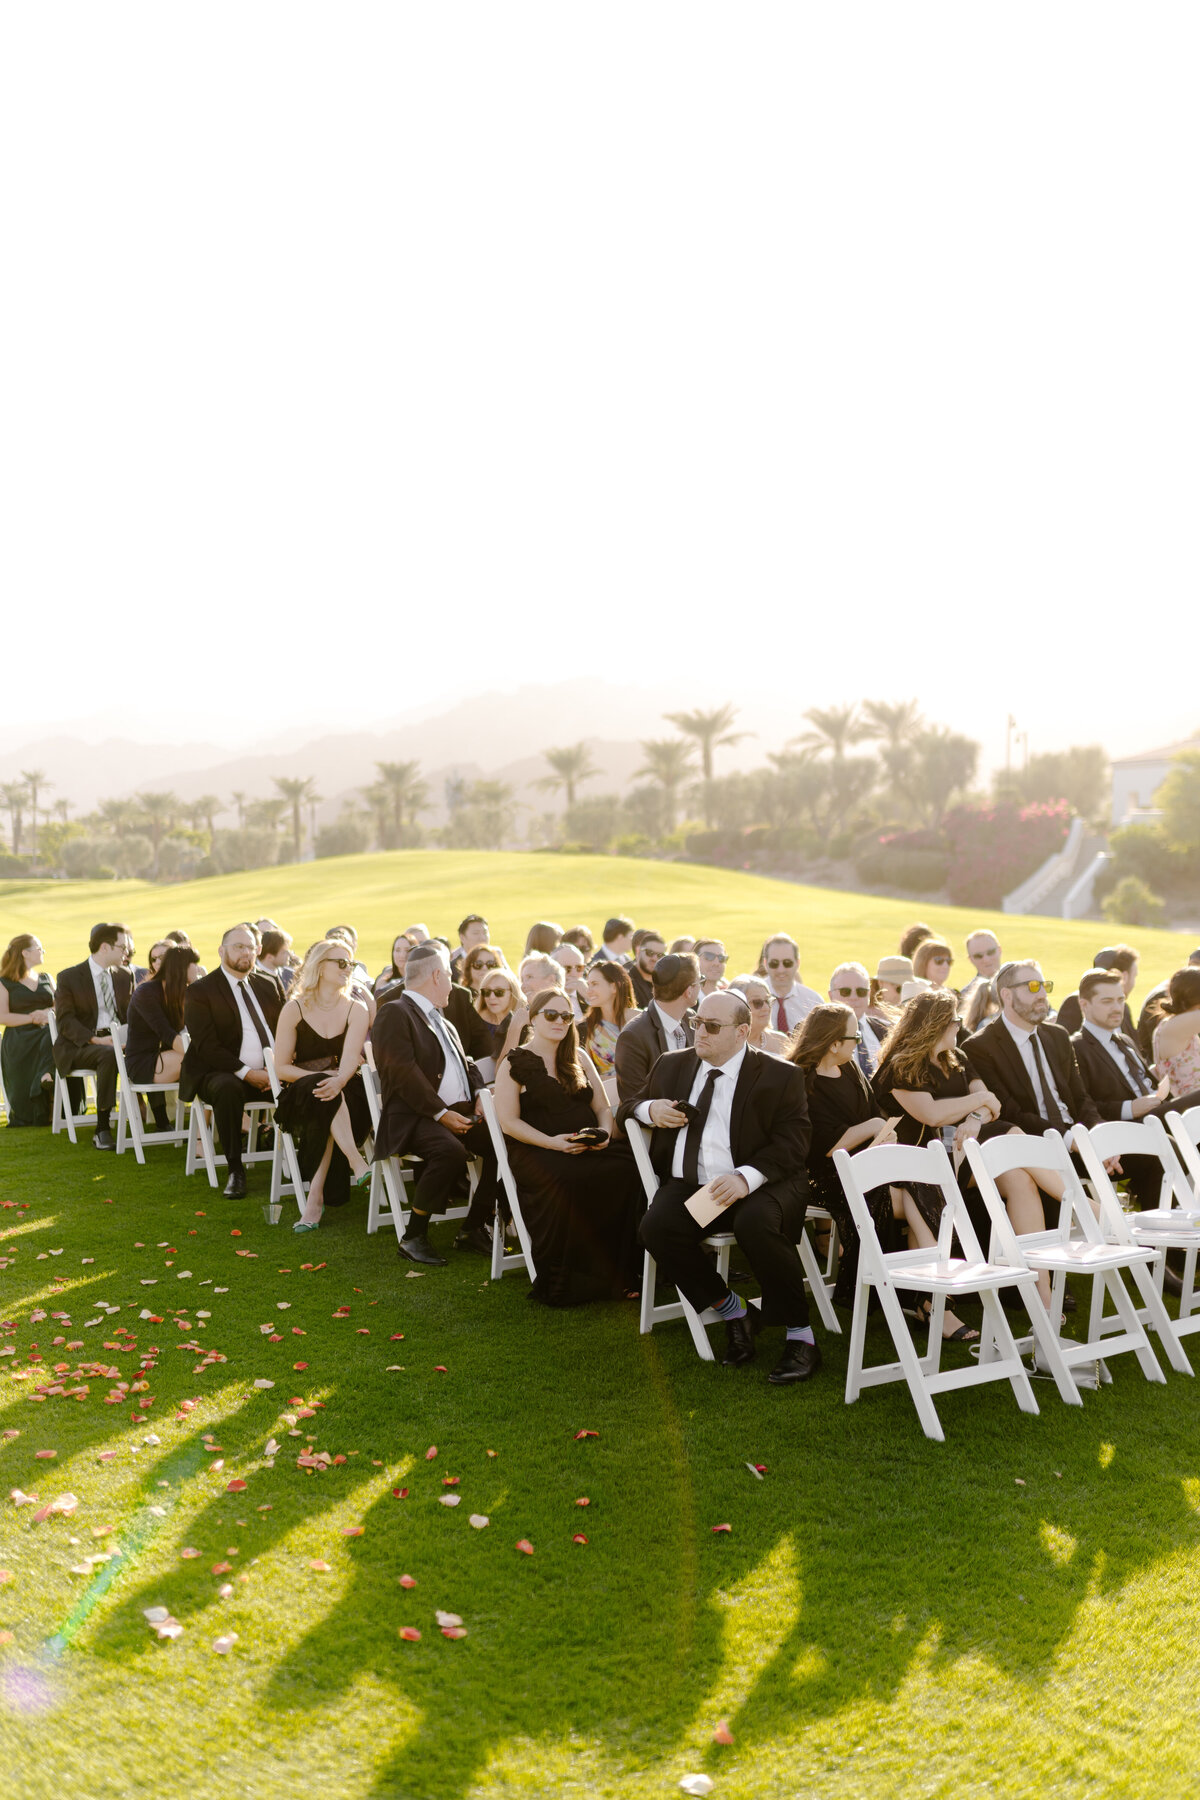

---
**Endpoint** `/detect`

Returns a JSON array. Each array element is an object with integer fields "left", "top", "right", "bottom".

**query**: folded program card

[{"left": 685, "top": 1182, "right": 737, "bottom": 1229}]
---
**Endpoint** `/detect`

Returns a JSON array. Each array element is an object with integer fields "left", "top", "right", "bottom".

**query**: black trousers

[
  {"left": 65, "top": 1042, "right": 118, "bottom": 1114},
  {"left": 195, "top": 1071, "right": 266, "bottom": 1168},
  {"left": 399, "top": 1107, "right": 497, "bottom": 1228},
  {"left": 639, "top": 1176, "right": 810, "bottom": 1328}
]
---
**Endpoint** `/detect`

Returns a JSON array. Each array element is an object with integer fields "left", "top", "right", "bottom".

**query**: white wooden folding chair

[
  {"left": 262, "top": 1048, "right": 307, "bottom": 1214},
  {"left": 362, "top": 1046, "right": 412, "bottom": 1241},
  {"left": 184, "top": 1078, "right": 276, "bottom": 1187},
  {"left": 47, "top": 1014, "right": 98, "bottom": 1142},
  {"left": 1071, "top": 1119, "right": 1195, "bottom": 1369},
  {"left": 479, "top": 1087, "right": 537, "bottom": 1282},
  {"left": 835, "top": 1139, "right": 1077, "bottom": 1441},
  {"left": 964, "top": 1129, "right": 1170, "bottom": 1386},
  {"left": 111, "top": 1024, "right": 187, "bottom": 1162}
]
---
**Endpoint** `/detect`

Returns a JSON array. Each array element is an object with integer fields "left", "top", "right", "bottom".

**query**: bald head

[{"left": 695, "top": 990, "right": 752, "bottom": 1065}]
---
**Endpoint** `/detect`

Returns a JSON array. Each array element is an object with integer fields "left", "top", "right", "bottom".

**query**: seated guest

[
  {"left": 625, "top": 990, "right": 819, "bottom": 1384},
  {"left": 912, "top": 937, "right": 956, "bottom": 992},
  {"left": 375, "top": 932, "right": 419, "bottom": 999},
  {"left": 579, "top": 961, "right": 639, "bottom": 1081},
  {"left": 789, "top": 1002, "right": 901, "bottom": 1308},
  {"left": 562, "top": 924, "right": 595, "bottom": 960},
  {"left": 899, "top": 922, "right": 934, "bottom": 960},
  {"left": 1057, "top": 944, "right": 1139, "bottom": 1038},
  {"left": 138, "top": 942, "right": 171, "bottom": 988},
  {"left": 613, "top": 951, "right": 700, "bottom": 1104},
  {"left": 828, "top": 961, "right": 885, "bottom": 1073},
  {"left": 963, "top": 977, "right": 1000, "bottom": 1034},
  {"left": 669, "top": 936, "right": 696, "bottom": 955},
  {"left": 626, "top": 930, "right": 665, "bottom": 1009},
  {"left": 461, "top": 941, "right": 507, "bottom": 994},
  {"left": 53, "top": 923, "right": 134, "bottom": 1150},
  {"left": 873, "top": 956, "right": 912, "bottom": 1010},
  {"left": 492, "top": 954, "right": 564, "bottom": 1063},
  {"left": 756, "top": 933, "right": 823, "bottom": 1035},
  {"left": 693, "top": 938, "right": 730, "bottom": 997},
  {"left": 402, "top": 922, "right": 430, "bottom": 944},
  {"left": 728, "top": 975, "right": 791, "bottom": 1056},
  {"left": 274, "top": 940, "right": 373, "bottom": 1229},
  {"left": 960, "top": 928, "right": 1002, "bottom": 1003},
  {"left": 371, "top": 941, "right": 497, "bottom": 1263},
  {"left": 164, "top": 928, "right": 193, "bottom": 947},
  {"left": 592, "top": 916, "right": 635, "bottom": 964},
  {"left": 474, "top": 966, "right": 521, "bottom": 1058},
  {"left": 450, "top": 914, "right": 490, "bottom": 980},
  {"left": 180, "top": 924, "right": 284, "bottom": 1196},
  {"left": 494, "top": 987, "right": 642, "bottom": 1306},
  {"left": 125, "top": 946, "right": 201, "bottom": 1121},
  {"left": 524, "top": 920, "right": 563, "bottom": 957},
  {"left": 1150, "top": 967, "right": 1200, "bottom": 1100},
  {"left": 325, "top": 927, "right": 377, "bottom": 1023},
  {"left": 550, "top": 941, "right": 589, "bottom": 1019},
  {"left": 117, "top": 925, "right": 146, "bottom": 988},
  {"left": 1138, "top": 948, "right": 1200, "bottom": 1057},
  {"left": 258, "top": 929, "right": 295, "bottom": 991},
  {"left": 0, "top": 934, "right": 55, "bottom": 1126}
]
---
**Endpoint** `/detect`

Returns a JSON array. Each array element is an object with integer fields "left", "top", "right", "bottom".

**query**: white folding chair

[
  {"left": 479, "top": 1088, "right": 537, "bottom": 1282},
  {"left": 835, "top": 1139, "right": 1077, "bottom": 1441},
  {"left": 1071, "top": 1119, "right": 1195, "bottom": 1369},
  {"left": 111, "top": 1024, "right": 187, "bottom": 1162},
  {"left": 47, "top": 1014, "right": 98, "bottom": 1142},
  {"left": 362, "top": 1047, "right": 413, "bottom": 1242},
  {"left": 263, "top": 1048, "right": 308, "bottom": 1214},
  {"left": 184, "top": 1073, "right": 276, "bottom": 1187},
  {"left": 964, "top": 1129, "right": 1170, "bottom": 1386}
]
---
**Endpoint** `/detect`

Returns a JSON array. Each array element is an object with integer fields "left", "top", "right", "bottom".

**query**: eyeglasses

[
  {"left": 539, "top": 1008, "right": 572, "bottom": 1023},
  {"left": 473, "top": 959, "right": 498, "bottom": 971},
  {"left": 835, "top": 986, "right": 869, "bottom": 998},
  {"left": 695, "top": 1017, "right": 737, "bottom": 1034},
  {"left": 1013, "top": 978, "right": 1054, "bottom": 995},
  {"left": 766, "top": 958, "right": 795, "bottom": 970},
  {"left": 842, "top": 1033, "right": 862, "bottom": 1043},
  {"left": 701, "top": 951, "right": 728, "bottom": 963},
  {"left": 641, "top": 948, "right": 663, "bottom": 962},
  {"left": 747, "top": 997, "right": 770, "bottom": 1009},
  {"left": 326, "top": 957, "right": 351, "bottom": 971},
  {"left": 482, "top": 986, "right": 509, "bottom": 999}
]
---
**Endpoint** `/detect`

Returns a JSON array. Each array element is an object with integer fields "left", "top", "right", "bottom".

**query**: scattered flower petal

[
  {"left": 713, "top": 1720, "right": 734, "bottom": 1745},
  {"left": 468, "top": 1514, "right": 489, "bottom": 1530},
  {"left": 398, "top": 1574, "right": 416, "bottom": 1588},
  {"left": 679, "top": 1776, "right": 715, "bottom": 1796},
  {"left": 572, "top": 1533, "right": 589, "bottom": 1545},
  {"left": 435, "top": 1610, "right": 463, "bottom": 1627},
  {"left": 574, "top": 1430, "right": 598, "bottom": 1440},
  {"left": 425, "top": 1446, "right": 437, "bottom": 1460},
  {"left": 515, "top": 1538, "right": 534, "bottom": 1555},
  {"left": 399, "top": 1626, "right": 421, "bottom": 1641},
  {"left": 309, "top": 1559, "right": 332, "bottom": 1573},
  {"left": 212, "top": 1634, "right": 238, "bottom": 1654},
  {"left": 226, "top": 1480, "right": 247, "bottom": 1493},
  {"left": 439, "top": 1495, "right": 461, "bottom": 1507},
  {"left": 711, "top": 1524, "right": 732, "bottom": 1535},
  {"left": 441, "top": 1625, "right": 468, "bottom": 1639}
]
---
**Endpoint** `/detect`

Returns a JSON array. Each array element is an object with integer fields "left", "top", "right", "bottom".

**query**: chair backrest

[
  {"left": 1166, "top": 1110, "right": 1200, "bottom": 1196},
  {"left": 963, "top": 1128, "right": 1102, "bottom": 1247},
  {"left": 364, "top": 1040, "right": 377, "bottom": 1075},
  {"left": 625, "top": 1119, "right": 661, "bottom": 1207},
  {"left": 47, "top": 1014, "right": 58, "bottom": 1045},
  {"left": 264, "top": 1047, "right": 283, "bottom": 1103},
  {"left": 479, "top": 1087, "right": 518, "bottom": 1195},
  {"left": 1075, "top": 1117, "right": 1192, "bottom": 1223},
  {"left": 112, "top": 1022, "right": 128, "bottom": 1049},
  {"left": 833, "top": 1139, "right": 985, "bottom": 1275}
]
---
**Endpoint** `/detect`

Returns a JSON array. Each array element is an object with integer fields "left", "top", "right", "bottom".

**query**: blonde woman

[
  {"left": 274, "top": 939, "right": 372, "bottom": 1231},
  {"left": 474, "top": 964, "right": 521, "bottom": 1057}
]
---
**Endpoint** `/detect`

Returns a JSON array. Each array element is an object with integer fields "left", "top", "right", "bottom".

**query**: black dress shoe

[
  {"left": 93, "top": 1129, "right": 115, "bottom": 1151},
  {"left": 454, "top": 1226, "right": 493, "bottom": 1256},
  {"left": 223, "top": 1169, "right": 247, "bottom": 1199},
  {"left": 768, "top": 1340, "right": 822, "bottom": 1384},
  {"left": 399, "top": 1234, "right": 447, "bottom": 1267},
  {"left": 721, "top": 1315, "right": 757, "bottom": 1367}
]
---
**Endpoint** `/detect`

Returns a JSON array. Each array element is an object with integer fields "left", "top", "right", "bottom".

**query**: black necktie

[
  {"left": 683, "top": 1068, "right": 722, "bottom": 1188},
  {"left": 1112, "top": 1033, "right": 1154, "bottom": 1097},
  {"left": 239, "top": 981, "right": 271, "bottom": 1049},
  {"left": 1029, "top": 1032, "right": 1070, "bottom": 1131}
]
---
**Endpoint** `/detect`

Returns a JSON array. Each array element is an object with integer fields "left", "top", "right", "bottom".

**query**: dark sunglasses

[
  {"left": 326, "top": 957, "right": 351, "bottom": 971},
  {"left": 695, "top": 1017, "right": 736, "bottom": 1034},
  {"left": 747, "top": 996, "right": 770, "bottom": 1009},
  {"left": 481, "top": 985, "right": 509, "bottom": 999},
  {"left": 539, "top": 1007, "right": 573, "bottom": 1023},
  {"left": 836, "top": 986, "right": 870, "bottom": 998},
  {"left": 766, "top": 957, "right": 795, "bottom": 970},
  {"left": 701, "top": 951, "right": 729, "bottom": 963},
  {"left": 473, "top": 958, "right": 498, "bottom": 971}
]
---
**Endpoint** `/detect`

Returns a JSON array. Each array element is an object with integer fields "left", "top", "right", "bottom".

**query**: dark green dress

[{"left": 1, "top": 974, "right": 55, "bottom": 1126}]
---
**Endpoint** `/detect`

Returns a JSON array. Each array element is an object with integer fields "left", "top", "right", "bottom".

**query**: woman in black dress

[
  {"left": 125, "top": 946, "right": 200, "bottom": 1086},
  {"left": 492, "top": 987, "right": 643, "bottom": 1306},
  {"left": 273, "top": 940, "right": 372, "bottom": 1231},
  {"left": 0, "top": 935, "right": 55, "bottom": 1127},
  {"left": 472, "top": 965, "right": 520, "bottom": 1061}
]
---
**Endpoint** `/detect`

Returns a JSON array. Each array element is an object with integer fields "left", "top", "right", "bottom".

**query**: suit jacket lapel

[
  {"left": 990, "top": 1018, "right": 1034, "bottom": 1106},
  {"left": 728, "top": 1049, "right": 762, "bottom": 1157}
]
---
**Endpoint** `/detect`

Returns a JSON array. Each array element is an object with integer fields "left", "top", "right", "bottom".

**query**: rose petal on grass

[
  {"left": 441, "top": 1626, "right": 468, "bottom": 1639},
  {"left": 515, "top": 1538, "right": 534, "bottom": 1555},
  {"left": 425, "top": 1446, "right": 437, "bottom": 1461},
  {"left": 434, "top": 1365, "right": 447, "bottom": 1372},
  {"left": 0, "top": 1569, "right": 14, "bottom": 1585},
  {"left": 211, "top": 1562, "right": 232, "bottom": 1576},
  {"left": 442, "top": 1476, "right": 460, "bottom": 1486},
  {"left": 575, "top": 1497, "right": 590, "bottom": 1507},
  {"left": 293, "top": 1363, "right": 308, "bottom": 1371},
  {"left": 439, "top": 1495, "right": 461, "bottom": 1507},
  {"left": 435, "top": 1610, "right": 463, "bottom": 1627},
  {"left": 711, "top": 1523, "right": 732, "bottom": 1535},
  {"left": 399, "top": 1626, "right": 421, "bottom": 1642},
  {"left": 679, "top": 1776, "right": 715, "bottom": 1796},
  {"left": 217, "top": 1583, "right": 234, "bottom": 1599},
  {"left": 572, "top": 1533, "right": 589, "bottom": 1545},
  {"left": 468, "top": 1514, "right": 489, "bottom": 1529},
  {"left": 212, "top": 1634, "right": 238, "bottom": 1654},
  {"left": 390, "top": 1333, "right": 405, "bottom": 1341},
  {"left": 745, "top": 1463, "right": 764, "bottom": 1480},
  {"left": 143, "top": 1606, "right": 169, "bottom": 1623},
  {"left": 226, "top": 1479, "right": 247, "bottom": 1493},
  {"left": 486, "top": 1449, "right": 498, "bottom": 1458},
  {"left": 309, "top": 1559, "right": 332, "bottom": 1573},
  {"left": 398, "top": 1574, "right": 416, "bottom": 1588},
  {"left": 341, "top": 1526, "right": 364, "bottom": 1537},
  {"left": 253, "top": 1380, "right": 275, "bottom": 1390},
  {"left": 713, "top": 1720, "right": 734, "bottom": 1745},
  {"left": 180, "top": 1547, "right": 201, "bottom": 1559},
  {"left": 34, "top": 1450, "right": 56, "bottom": 1460},
  {"left": 574, "top": 1430, "right": 598, "bottom": 1440},
  {"left": 393, "top": 1488, "right": 408, "bottom": 1499}
]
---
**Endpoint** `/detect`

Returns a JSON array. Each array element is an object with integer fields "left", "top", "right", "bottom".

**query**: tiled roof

[{"left": 1112, "top": 736, "right": 1200, "bottom": 767}]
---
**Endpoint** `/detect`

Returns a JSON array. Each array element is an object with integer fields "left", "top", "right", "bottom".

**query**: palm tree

[
  {"left": 633, "top": 738, "right": 697, "bottom": 833},
  {"left": 663, "top": 705, "right": 749, "bottom": 826},
  {"left": 908, "top": 728, "right": 979, "bottom": 828},
  {"left": 230, "top": 790, "right": 248, "bottom": 830},
  {"left": 0, "top": 781, "right": 28, "bottom": 856},
  {"left": 52, "top": 797, "right": 71, "bottom": 823},
  {"left": 273, "top": 775, "right": 320, "bottom": 862},
  {"left": 191, "top": 794, "right": 222, "bottom": 838},
  {"left": 247, "top": 797, "right": 289, "bottom": 837},
  {"left": 861, "top": 699, "right": 923, "bottom": 815},
  {"left": 136, "top": 790, "right": 182, "bottom": 877},
  {"left": 790, "top": 704, "right": 866, "bottom": 764},
  {"left": 360, "top": 781, "right": 392, "bottom": 848},
  {"left": 20, "top": 769, "right": 50, "bottom": 869},
  {"left": 535, "top": 743, "right": 601, "bottom": 810},
  {"left": 97, "top": 796, "right": 142, "bottom": 837},
  {"left": 374, "top": 760, "right": 428, "bottom": 841}
]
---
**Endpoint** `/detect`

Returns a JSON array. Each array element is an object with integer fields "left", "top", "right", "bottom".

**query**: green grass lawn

[
  {"left": 1, "top": 848, "right": 1196, "bottom": 1001},
  {"left": 4, "top": 1126, "right": 1200, "bottom": 1798}
]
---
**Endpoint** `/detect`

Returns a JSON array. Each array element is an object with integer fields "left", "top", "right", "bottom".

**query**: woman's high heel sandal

[{"left": 293, "top": 1218, "right": 321, "bottom": 1233}]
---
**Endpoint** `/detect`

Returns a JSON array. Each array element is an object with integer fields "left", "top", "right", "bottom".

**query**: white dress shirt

[
  {"left": 635, "top": 1044, "right": 766, "bottom": 1193},
  {"left": 651, "top": 1001, "right": 689, "bottom": 1055},
  {"left": 406, "top": 989, "right": 471, "bottom": 1109},
  {"left": 88, "top": 956, "right": 118, "bottom": 1032},
  {"left": 1002, "top": 1014, "right": 1073, "bottom": 1140},
  {"left": 768, "top": 981, "right": 823, "bottom": 1035},
  {"left": 1082, "top": 1018, "right": 1152, "bottom": 1121},
  {"left": 222, "top": 968, "right": 273, "bottom": 1079}
]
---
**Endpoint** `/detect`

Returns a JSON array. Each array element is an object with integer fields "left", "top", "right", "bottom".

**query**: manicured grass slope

[
  {"left": 4, "top": 1133, "right": 1200, "bottom": 1798},
  {"left": 2, "top": 849, "right": 1195, "bottom": 998}
]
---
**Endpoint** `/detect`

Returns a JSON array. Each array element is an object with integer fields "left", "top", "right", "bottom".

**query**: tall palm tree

[
  {"left": 663, "top": 705, "right": 750, "bottom": 826},
  {"left": 861, "top": 698, "right": 924, "bottom": 817},
  {"left": 230, "top": 790, "right": 248, "bottom": 830},
  {"left": 97, "top": 796, "right": 142, "bottom": 837},
  {"left": 273, "top": 775, "right": 320, "bottom": 862},
  {"left": 136, "top": 790, "right": 182, "bottom": 877},
  {"left": 191, "top": 794, "right": 222, "bottom": 838},
  {"left": 1, "top": 781, "right": 28, "bottom": 856},
  {"left": 374, "top": 760, "right": 428, "bottom": 840},
  {"left": 52, "top": 797, "right": 71, "bottom": 823},
  {"left": 20, "top": 768, "right": 51, "bottom": 869},
  {"left": 535, "top": 743, "right": 601, "bottom": 810},
  {"left": 633, "top": 738, "right": 697, "bottom": 832},
  {"left": 247, "top": 797, "right": 289, "bottom": 837},
  {"left": 360, "top": 781, "right": 392, "bottom": 848},
  {"left": 790, "top": 705, "right": 866, "bottom": 764}
]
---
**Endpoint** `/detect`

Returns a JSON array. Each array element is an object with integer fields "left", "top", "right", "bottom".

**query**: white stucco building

[{"left": 1110, "top": 735, "right": 1200, "bottom": 825}]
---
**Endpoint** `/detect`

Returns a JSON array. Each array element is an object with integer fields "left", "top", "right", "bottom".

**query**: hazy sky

[{"left": 3, "top": 5, "right": 1197, "bottom": 770}]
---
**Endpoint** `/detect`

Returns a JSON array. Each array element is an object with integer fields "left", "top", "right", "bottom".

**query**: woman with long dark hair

[
  {"left": 578, "top": 961, "right": 638, "bottom": 1081},
  {"left": 0, "top": 934, "right": 55, "bottom": 1126},
  {"left": 492, "top": 987, "right": 642, "bottom": 1306},
  {"left": 1151, "top": 967, "right": 1200, "bottom": 1098},
  {"left": 125, "top": 944, "right": 201, "bottom": 1085}
]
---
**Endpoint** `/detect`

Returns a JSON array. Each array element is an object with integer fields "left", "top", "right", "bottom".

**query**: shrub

[
  {"left": 314, "top": 818, "right": 371, "bottom": 859},
  {"left": 1102, "top": 875, "right": 1166, "bottom": 928},
  {"left": 944, "top": 800, "right": 1070, "bottom": 907},
  {"left": 856, "top": 847, "right": 951, "bottom": 892}
]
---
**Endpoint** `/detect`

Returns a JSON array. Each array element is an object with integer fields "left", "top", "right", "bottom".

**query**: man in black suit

[
  {"left": 613, "top": 952, "right": 699, "bottom": 1105},
  {"left": 53, "top": 922, "right": 134, "bottom": 1150},
  {"left": 620, "top": 989, "right": 817, "bottom": 1385},
  {"left": 181, "top": 924, "right": 284, "bottom": 1198},
  {"left": 626, "top": 931, "right": 665, "bottom": 1010},
  {"left": 967, "top": 961, "right": 1102, "bottom": 1142},
  {"left": 1055, "top": 944, "right": 1139, "bottom": 1039},
  {"left": 372, "top": 941, "right": 496, "bottom": 1265}
]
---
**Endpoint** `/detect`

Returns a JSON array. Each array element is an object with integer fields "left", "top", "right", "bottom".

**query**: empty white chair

[
  {"left": 835, "top": 1138, "right": 1077, "bottom": 1441},
  {"left": 111, "top": 1023, "right": 186, "bottom": 1162},
  {"left": 362, "top": 1046, "right": 413, "bottom": 1241},
  {"left": 964, "top": 1129, "right": 1171, "bottom": 1386},
  {"left": 47, "top": 1014, "right": 98, "bottom": 1142},
  {"left": 479, "top": 1087, "right": 537, "bottom": 1282},
  {"left": 262, "top": 1048, "right": 309, "bottom": 1215}
]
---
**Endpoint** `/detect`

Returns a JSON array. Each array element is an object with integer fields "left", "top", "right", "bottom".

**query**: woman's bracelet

[{"left": 967, "top": 1108, "right": 988, "bottom": 1121}]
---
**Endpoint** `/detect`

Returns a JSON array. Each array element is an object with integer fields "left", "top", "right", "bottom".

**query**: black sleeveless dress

[
  {"left": 506, "top": 1047, "right": 642, "bottom": 1307},
  {"left": 274, "top": 1011, "right": 371, "bottom": 1206}
]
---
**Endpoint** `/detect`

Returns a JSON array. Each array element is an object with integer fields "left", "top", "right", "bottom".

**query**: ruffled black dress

[{"left": 274, "top": 1012, "right": 370, "bottom": 1207}]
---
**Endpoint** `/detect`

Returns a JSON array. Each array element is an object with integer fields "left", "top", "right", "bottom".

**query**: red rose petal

[
  {"left": 392, "top": 1488, "right": 408, "bottom": 1499},
  {"left": 574, "top": 1430, "right": 599, "bottom": 1440},
  {"left": 515, "top": 1539, "right": 534, "bottom": 1555},
  {"left": 211, "top": 1561, "right": 232, "bottom": 1575},
  {"left": 309, "top": 1559, "right": 332, "bottom": 1572},
  {"left": 390, "top": 1333, "right": 405, "bottom": 1341},
  {"left": 230, "top": 1230, "right": 241, "bottom": 1237},
  {"left": 341, "top": 1526, "right": 364, "bottom": 1537},
  {"left": 424, "top": 1446, "right": 437, "bottom": 1461},
  {"left": 434, "top": 1365, "right": 447, "bottom": 1372},
  {"left": 399, "top": 1626, "right": 421, "bottom": 1641},
  {"left": 293, "top": 1363, "right": 308, "bottom": 1371},
  {"left": 441, "top": 1626, "right": 467, "bottom": 1639},
  {"left": 226, "top": 1480, "right": 247, "bottom": 1493},
  {"left": 572, "top": 1533, "right": 588, "bottom": 1545},
  {"left": 398, "top": 1574, "right": 416, "bottom": 1588},
  {"left": 442, "top": 1476, "right": 460, "bottom": 1486},
  {"left": 34, "top": 1450, "right": 56, "bottom": 1460},
  {"left": 713, "top": 1720, "right": 734, "bottom": 1745},
  {"left": 575, "top": 1497, "right": 590, "bottom": 1507},
  {"left": 711, "top": 1523, "right": 732, "bottom": 1535}
]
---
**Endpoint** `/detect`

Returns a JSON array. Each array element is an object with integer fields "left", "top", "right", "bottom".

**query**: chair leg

[
  {"left": 680, "top": 1294, "right": 716, "bottom": 1361},
  {"left": 844, "top": 1278, "right": 870, "bottom": 1404},
  {"left": 798, "top": 1227, "right": 841, "bottom": 1334},
  {"left": 875, "top": 1280, "right": 945, "bottom": 1441},
  {"left": 1022, "top": 1287, "right": 1084, "bottom": 1407},
  {"left": 1104, "top": 1267, "right": 1166, "bottom": 1383},
  {"left": 638, "top": 1252, "right": 658, "bottom": 1335},
  {"left": 1129, "top": 1258, "right": 1194, "bottom": 1375},
  {"left": 980, "top": 1289, "right": 1040, "bottom": 1416}
]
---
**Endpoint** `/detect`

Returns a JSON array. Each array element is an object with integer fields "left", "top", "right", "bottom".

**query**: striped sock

[
  {"left": 786, "top": 1326, "right": 815, "bottom": 1345},
  {"left": 713, "top": 1291, "right": 747, "bottom": 1321}
]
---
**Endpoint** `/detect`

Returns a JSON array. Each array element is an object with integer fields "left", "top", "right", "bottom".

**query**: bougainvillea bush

[{"left": 944, "top": 799, "right": 1071, "bottom": 907}]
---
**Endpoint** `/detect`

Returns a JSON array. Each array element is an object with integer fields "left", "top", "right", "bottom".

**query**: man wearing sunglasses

[
  {"left": 180, "top": 924, "right": 285, "bottom": 1198},
  {"left": 966, "top": 960, "right": 1101, "bottom": 1149},
  {"left": 450, "top": 914, "right": 489, "bottom": 981},
  {"left": 827, "top": 962, "right": 884, "bottom": 1074},
  {"left": 758, "top": 934, "right": 823, "bottom": 1037},
  {"left": 621, "top": 991, "right": 818, "bottom": 1386},
  {"left": 627, "top": 931, "right": 665, "bottom": 1010}
]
